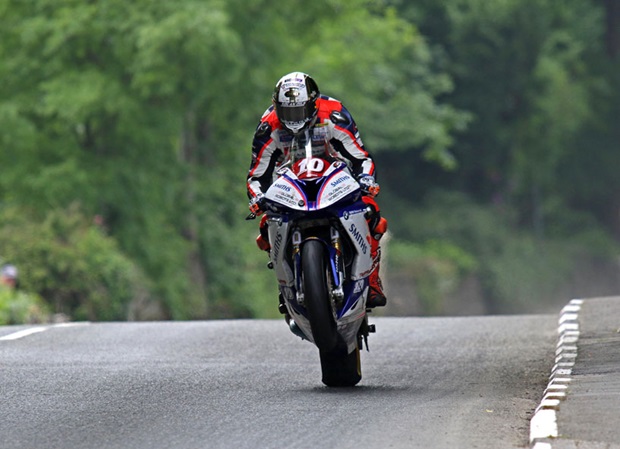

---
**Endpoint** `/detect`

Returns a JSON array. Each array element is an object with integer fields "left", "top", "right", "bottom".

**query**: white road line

[
  {"left": 0, "top": 322, "right": 90, "bottom": 341},
  {"left": 0, "top": 326, "right": 49, "bottom": 341},
  {"left": 53, "top": 322, "right": 90, "bottom": 328},
  {"left": 532, "top": 442, "right": 552, "bottom": 449},
  {"left": 530, "top": 409, "right": 558, "bottom": 440}
]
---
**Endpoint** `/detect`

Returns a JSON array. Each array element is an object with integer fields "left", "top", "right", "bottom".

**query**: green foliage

[
  {"left": 0, "top": 0, "right": 618, "bottom": 319},
  {"left": 389, "top": 238, "right": 477, "bottom": 315},
  {"left": 0, "top": 0, "right": 466, "bottom": 320},
  {"left": 440, "top": 0, "right": 604, "bottom": 221},
  {"left": 0, "top": 0, "right": 244, "bottom": 320},
  {"left": 375, "top": 0, "right": 620, "bottom": 314},
  {"left": 0, "top": 205, "right": 152, "bottom": 321},
  {"left": 389, "top": 191, "right": 620, "bottom": 313},
  {"left": 304, "top": 3, "right": 470, "bottom": 168},
  {"left": 0, "top": 287, "right": 50, "bottom": 325}
]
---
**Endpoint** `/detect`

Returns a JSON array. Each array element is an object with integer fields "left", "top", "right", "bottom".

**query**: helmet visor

[
  {"left": 279, "top": 105, "right": 308, "bottom": 123},
  {"left": 275, "top": 101, "right": 316, "bottom": 133}
]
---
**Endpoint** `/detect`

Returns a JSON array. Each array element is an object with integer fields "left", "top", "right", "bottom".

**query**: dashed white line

[
  {"left": 530, "top": 408, "right": 558, "bottom": 440},
  {"left": 529, "top": 298, "right": 583, "bottom": 448}
]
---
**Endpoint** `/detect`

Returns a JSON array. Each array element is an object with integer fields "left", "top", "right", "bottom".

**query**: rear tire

[{"left": 302, "top": 240, "right": 339, "bottom": 352}]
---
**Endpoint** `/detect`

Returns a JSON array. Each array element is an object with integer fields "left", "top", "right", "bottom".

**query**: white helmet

[{"left": 272, "top": 72, "right": 320, "bottom": 134}]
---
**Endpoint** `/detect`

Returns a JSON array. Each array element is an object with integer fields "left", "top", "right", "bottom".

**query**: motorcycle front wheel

[
  {"left": 301, "top": 239, "right": 339, "bottom": 353},
  {"left": 319, "top": 345, "right": 362, "bottom": 387},
  {"left": 301, "top": 239, "right": 362, "bottom": 387}
]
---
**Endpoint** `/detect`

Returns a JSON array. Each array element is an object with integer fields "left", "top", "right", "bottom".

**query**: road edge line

[
  {"left": 529, "top": 298, "right": 583, "bottom": 449},
  {"left": 0, "top": 326, "right": 49, "bottom": 341},
  {"left": 0, "top": 321, "right": 91, "bottom": 341}
]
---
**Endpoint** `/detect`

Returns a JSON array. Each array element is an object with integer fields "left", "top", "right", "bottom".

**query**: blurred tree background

[{"left": 0, "top": 0, "right": 618, "bottom": 323}]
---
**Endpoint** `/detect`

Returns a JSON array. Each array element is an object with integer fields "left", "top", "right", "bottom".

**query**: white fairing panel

[
  {"left": 265, "top": 160, "right": 360, "bottom": 211},
  {"left": 339, "top": 208, "right": 373, "bottom": 278},
  {"left": 317, "top": 170, "right": 359, "bottom": 209},
  {"left": 267, "top": 219, "right": 294, "bottom": 286},
  {"left": 265, "top": 173, "right": 307, "bottom": 211}
]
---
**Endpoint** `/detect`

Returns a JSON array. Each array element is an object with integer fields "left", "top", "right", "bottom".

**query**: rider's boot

[
  {"left": 256, "top": 234, "right": 270, "bottom": 251},
  {"left": 256, "top": 215, "right": 270, "bottom": 251},
  {"left": 367, "top": 253, "right": 387, "bottom": 308},
  {"left": 366, "top": 215, "right": 388, "bottom": 308}
]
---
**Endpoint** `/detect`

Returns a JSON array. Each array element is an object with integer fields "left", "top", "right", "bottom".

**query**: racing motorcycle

[{"left": 248, "top": 132, "right": 376, "bottom": 387}]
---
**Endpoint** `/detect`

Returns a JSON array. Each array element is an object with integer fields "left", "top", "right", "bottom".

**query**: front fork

[
  {"left": 289, "top": 223, "right": 376, "bottom": 350},
  {"left": 292, "top": 229, "right": 303, "bottom": 305},
  {"left": 329, "top": 226, "right": 345, "bottom": 304}
]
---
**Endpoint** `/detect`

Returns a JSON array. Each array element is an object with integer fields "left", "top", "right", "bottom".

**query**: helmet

[{"left": 272, "top": 72, "right": 320, "bottom": 134}]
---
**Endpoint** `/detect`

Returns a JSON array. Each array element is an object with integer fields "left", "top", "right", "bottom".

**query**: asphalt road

[{"left": 0, "top": 315, "right": 557, "bottom": 449}]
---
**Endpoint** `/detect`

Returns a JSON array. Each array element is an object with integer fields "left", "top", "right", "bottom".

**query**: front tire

[
  {"left": 302, "top": 239, "right": 362, "bottom": 387},
  {"left": 319, "top": 345, "right": 362, "bottom": 387},
  {"left": 302, "top": 239, "right": 339, "bottom": 352}
]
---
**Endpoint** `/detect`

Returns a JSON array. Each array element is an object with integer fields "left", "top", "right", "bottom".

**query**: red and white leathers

[
  {"left": 247, "top": 95, "right": 387, "bottom": 307},
  {"left": 247, "top": 95, "right": 375, "bottom": 198}
]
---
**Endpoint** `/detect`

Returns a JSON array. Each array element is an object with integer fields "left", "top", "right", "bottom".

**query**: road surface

[{"left": 1, "top": 315, "right": 557, "bottom": 449}]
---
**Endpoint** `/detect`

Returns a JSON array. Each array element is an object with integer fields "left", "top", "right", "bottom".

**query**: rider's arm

[
  {"left": 247, "top": 109, "right": 283, "bottom": 199},
  {"left": 326, "top": 103, "right": 376, "bottom": 179}
]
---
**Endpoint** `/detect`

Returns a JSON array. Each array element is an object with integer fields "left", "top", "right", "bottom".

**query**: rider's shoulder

[
  {"left": 256, "top": 106, "right": 282, "bottom": 136},
  {"left": 317, "top": 96, "right": 352, "bottom": 126},
  {"left": 316, "top": 95, "right": 343, "bottom": 115}
]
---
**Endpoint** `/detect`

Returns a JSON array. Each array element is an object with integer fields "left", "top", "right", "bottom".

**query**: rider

[{"left": 246, "top": 71, "right": 387, "bottom": 308}]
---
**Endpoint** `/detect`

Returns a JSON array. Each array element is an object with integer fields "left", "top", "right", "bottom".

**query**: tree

[
  {"left": 0, "top": 0, "right": 245, "bottom": 318},
  {"left": 0, "top": 0, "right": 466, "bottom": 319},
  {"left": 389, "top": 0, "right": 605, "bottom": 234}
]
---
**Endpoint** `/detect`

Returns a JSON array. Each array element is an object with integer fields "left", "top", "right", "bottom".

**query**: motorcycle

[{"left": 248, "top": 131, "right": 376, "bottom": 387}]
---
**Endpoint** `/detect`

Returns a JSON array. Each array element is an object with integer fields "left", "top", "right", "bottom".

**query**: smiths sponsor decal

[
  {"left": 269, "top": 181, "right": 301, "bottom": 208},
  {"left": 349, "top": 223, "right": 368, "bottom": 255},
  {"left": 274, "top": 183, "right": 291, "bottom": 193},
  {"left": 272, "top": 232, "right": 284, "bottom": 261},
  {"left": 330, "top": 175, "right": 349, "bottom": 187}
]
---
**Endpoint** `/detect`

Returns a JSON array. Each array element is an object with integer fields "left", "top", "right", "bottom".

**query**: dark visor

[{"left": 279, "top": 105, "right": 307, "bottom": 123}]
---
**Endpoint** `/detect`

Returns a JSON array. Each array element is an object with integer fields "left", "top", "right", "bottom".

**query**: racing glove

[
  {"left": 249, "top": 193, "right": 266, "bottom": 215},
  {"left": 358, "top": 175, "right": 380, "bottom": 198}
]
